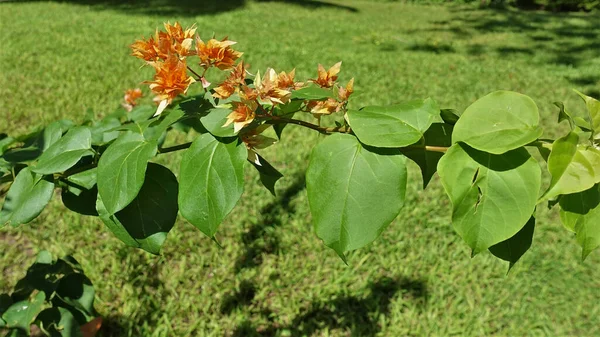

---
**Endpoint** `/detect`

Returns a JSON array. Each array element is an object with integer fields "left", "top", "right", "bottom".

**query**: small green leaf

[
  {"left": 143, "top": 108, "right": 185, "bottom": 142},
  {"left": 291, "top": 87, "right": 334, "bottom": 101},
  {"left": 129, "top": 105, "right": 156, "bottom": 122},
  {"left": 1, "top": 291, "right": 45, "bottom": 333},
  {"left": 97, "top": 132, "right": 157, "bottom": 214},
  {"left": 66, "top": 168, "right": 97, "bottom": 190},
  {"left": 554, "top": 101, "right": 575, "bottom": 130},
  {"left": 249, "top": 154, "right": 283, "bottom": 196},
  {"left": 97, "top": 163, "right": 178, "bottom": 254},
  {"left": 453, "top": 91, "right": 543, "bottom": 154},
  {"left": 0, "top": 168, "right": 55, "bottom": 227},
  {"left": 574, "top": 90, "right": 600, "bottom": 138},
  {"left": 347, "top": 98, "right": 440, "bottom": 148},
  {"left": 440, "top": 108, "right": 460, "bottom": 125},
  {"left": 200, "top": 108, "right": 236, "bottom": 137},
  {"left": 55, "top": 273, "right": 96, "bottom": 321},
  {"left": 541, "top": 132, "right": 597, "bottom": 201},
  {"left": 306, "top": 133, "right": 407, "bottom": 258},
  {"left": 179, "top": 134, "right": 247, "bottom": 238},
  {"left": 90, "top": 117, "right": 121, "bottom": 145},
  {"left": 438, "top": 143, "right": 541, "bottom": 255},
  {"left": 41, "top": 121, "right": 64, "bottom": 151},
  {"left": 489, "top": 216, "right": 535, "bottom": 271},
  {"left": 559, "top": 184, "right": 600, "bottom": 232},
  {"left": 401, "top": 123, "right": 453, "bottom": 188},
  {"left": 32, "top": 127, "right": 93, "bottom": 175}
]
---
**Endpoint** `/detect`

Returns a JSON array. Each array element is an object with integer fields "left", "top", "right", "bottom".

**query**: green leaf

[
  {"left": 41, "top": 121, "right": 65, "bottom": 151},
  {"left": 574, "top": 90, "right": 600, "bottom": 137},
  {"left": 32, "top": 127, "right": 93, "bottom": 175},
  {"left": 66, "top": 168, "right": 97, "bottom": 190},
  {"left": 0, "top": 168, "right": 55, "bottom": 227},
  {"left": 128, "top": 105, "right": 156, "bottom": 122},
  {"left": 541, "top": 132, "right": 598, "bottom": 201},
  {"left": 401, "top": 123, "right": 453, "bottom": 188},
  {"left": 179, "top": 134, "right": 247, "bottom": 238},
  {"left": 559, "top": 184, "right": 600, "bottom": 232},
  {"left": 38, "top": 307, "right": 84, "bottom": 337},
  {"left": 249, "top": 154, "right": 283, "bottom": 196},
  {"left": 347, "top": 98, "right": 440, "bottom": 148},
  {"left": 62, "top": 187, "right": 99, "bottom": 216},
  {"left": 440, "top": 108, "right": 460, "bottom": 125},
  {"left": 1, "top": 291, "right": 45, "bottom": 333},
  {"left": 97, "top": 132, "right": 157, "bottom": 215},
  {"left": 90, "top": 117, "right": 121, "bottom": 145},
  {"left": 554, "top": 101, "right": 575, "bottom": 130},
  {"left": 306, "top": 133, "right": 408, "bottom": 258},
  {"left": 55, "top": 273, "right": 96, "bottom": 321},
  {"left": 291, "top": 87, "right": 334, "bottom": 101},
  {"left": 97, "top": 163, "right": 178, "bottom": 254},
  {"left": 438, "top": 143, "right": 541, "bottom": 255},
  {"left": 0, "top": 134, "right": 16, "bottom": 155},
  {"left": 200, "top": 108, "right": 236, "bottom": 137},
  {"left": 143, "top": 108, "right": 185, "bottom": 142},
  {"left": 558, "top": 184, "right": 600, "bottom": 259},
  {"left": 452, "top": 91, "right": 543, "bottom": 154},
  {"left": 489, "top": 215, "right": 535, "bottom": 271},
  {"left": 1, "top": 147, "right": 42, "bottom": 163}
]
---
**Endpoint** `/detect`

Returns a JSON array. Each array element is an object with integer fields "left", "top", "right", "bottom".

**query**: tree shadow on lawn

[
  {"left": 96, "top": 251, "right": 167, "bottom": 337},
  {"left": 4, "top": 0, "right": 357, "bottom": 16},
  {"left": 406, "top": 7, "right": 600, "bottom": 69},
  {"left": 233, "top": 174, "right": 306, "bottom": 272},
  {"left": 230, "top": 276, "right": 428, "bottom": 337}
]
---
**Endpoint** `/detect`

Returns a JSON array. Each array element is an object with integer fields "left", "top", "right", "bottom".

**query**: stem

[
  {"left": 158, "top": 142, "right": 192, "bottom": 154},
  {"left": 265, "top": 116, "right": 350, "bottom": 134},
  {"left": 187, "top": 66, "right": 203, "bottom": 81}
]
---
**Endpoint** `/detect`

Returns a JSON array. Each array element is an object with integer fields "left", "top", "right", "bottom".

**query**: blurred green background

[{"left": 1, "top": 0, "right": 600, "bottom": 336}]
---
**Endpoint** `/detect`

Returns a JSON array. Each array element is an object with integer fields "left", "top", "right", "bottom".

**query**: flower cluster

[
  {"left": 129, "top": 22, "right": 355, "bottom": 157},
  {"left": 122, "top": 88, "right": 142, "bottom": 112}
]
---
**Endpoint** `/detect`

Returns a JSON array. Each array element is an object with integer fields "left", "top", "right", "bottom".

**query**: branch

[{"left": 265, "top": 116, "right": 350, "bottom": 134}]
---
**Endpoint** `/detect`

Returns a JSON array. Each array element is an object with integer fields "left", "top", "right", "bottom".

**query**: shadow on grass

[
  {"left": 231, "top": 276, "right": 427, "bottom": 337},
  {"left": 234, "top": 175, "right": 306, "bottom": 272},
  {"left": 3, "top": 0, "right": 357, "bottom": 16},
  {"left": 406, "top": 7, "right": 600, "bottom": 69},
  {"left": 97, "top": 252, "right": 166, "bottom": 337}
]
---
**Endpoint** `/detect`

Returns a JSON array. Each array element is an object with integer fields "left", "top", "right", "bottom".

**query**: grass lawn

[{"left": 2, "top": 0, "right": 600, "bottom": 336}]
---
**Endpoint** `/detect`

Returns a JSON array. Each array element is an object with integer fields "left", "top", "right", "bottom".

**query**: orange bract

[
  {"left": 196, "top": 37, "right": 243, "bottom": 70},
  {"left": 122, "top": 88, "right": 143, "bottom": 112},
  {"left": 311, "top": 61, "right": 342, "bottom": 88},
  {"left": 145, "top": 54, "right": 196, "bottom": 116},
  {"left": 255, "top": 68, "right": 292, "bottom": 105},
  {"left": 213, "top": 62, "right": 248, "bottom": 99},
  {"left": 131, "top": 22, "right": 195, "bottom": 62},
  {"left": 338, "top": 78, "right": 354, "bottom": 101},
  {"left": 308, "top": 98, "right": 340, "bottom": 116},
  {"left": 224, "top": 101, "right": 257, "bottom": 133}
]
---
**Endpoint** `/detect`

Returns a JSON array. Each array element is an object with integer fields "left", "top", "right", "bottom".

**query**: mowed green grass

[{"left": 1, "top": 1, "right": 600, "bottom": 336}]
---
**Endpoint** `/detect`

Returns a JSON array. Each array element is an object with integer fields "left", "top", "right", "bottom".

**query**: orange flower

[
  {"left": 311, "top": 62, "right": 342, "bottom": 88},
  {"left": 224, "top": 100, "right": 257, "bottom": 133},
  {"left": 122, "top": 88, "right": 143, "bottom": 112},
  {"left": 130, "top": 36, "right": 160, "bottom": 62},
  {"left": 338, "top": 78, "right": 354, "bottom": 101},
  {"left": 145, "top": 54, "right": 196, "bottom": 116},
  {"left": 241, "top": 125, "right": 277, "bottom": 164},
  {"left": 255, "top": 68, "right": 291, "bottom": 105},
  {"left": 276, "top": 69, "right": 304, "bottom": 90},
  {"left": 213, "top": 62, "right": 248, "bottom": 99},
  {"left": 131, "top": 23, "right": 195, "bottom": 62},
  {"left": 196, "top": 37, "right": 243, "bottom": 70},
  {"left": 308, "top": 98, "right": 340, "bottom": 116},
  {"left": 163, "top": 22, "right": 196, "bottom": 56}
]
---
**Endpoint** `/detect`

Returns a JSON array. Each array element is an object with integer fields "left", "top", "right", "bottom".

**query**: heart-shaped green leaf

[
  {"left": 438, "top": 143, "right": 541, "bottom": 255},
  {"left": 453, "top": 91, "right": 543, "bottom": 154},
  {"left": 347, "top": 98, "right": 440, "bottom": 148},
  {"left": 179, "top": 134, "right": 247, "bottom": 238},
  {"left": 306, "top": 133, "right": 407, "bottom": 258},
  {"left": 97, "top": 163, "right": 178, "bottom": 254}
]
